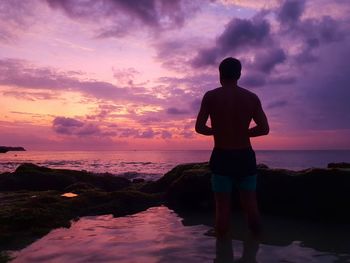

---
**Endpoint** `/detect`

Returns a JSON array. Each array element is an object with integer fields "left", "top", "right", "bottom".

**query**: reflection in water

[
  {"left": 61, "top": 192, "right": 78, "bottom": 198},
  {"left": 11, "top": 206, "right": 349, "bottom": 263}
]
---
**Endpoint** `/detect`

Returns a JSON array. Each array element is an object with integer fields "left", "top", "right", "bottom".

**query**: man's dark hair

[{"left": 219, "top": 57, "right": 242, "bottom": 80}]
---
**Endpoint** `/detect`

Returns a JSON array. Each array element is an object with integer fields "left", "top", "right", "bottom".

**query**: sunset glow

[{"left": 1, "top": 0, "right": 349, "bottom": 150}]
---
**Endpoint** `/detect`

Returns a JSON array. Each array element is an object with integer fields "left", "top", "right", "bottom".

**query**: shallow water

[{"left": 11, "top": 206, "right": 350, "bottom": 263}]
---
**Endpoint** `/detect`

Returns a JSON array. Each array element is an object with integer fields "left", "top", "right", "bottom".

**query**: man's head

[{"left": 219, "top": 57, "right": 242, "bottom": 82}]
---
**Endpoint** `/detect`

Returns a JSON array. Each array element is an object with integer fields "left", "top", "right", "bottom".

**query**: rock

[
  {"left": 0, "top": 146, "right": 26, "bottom": 153},
  {"left": 64, "top": 182, "right": 99, "bottom": 193},
  {"left": 162, "top": 163, "right": 350, "bottom": 222},
  {"left": 0, "top": 163, "right": 131, "bottom": 191},
  {"left": 132, "top": 178, "right": 145, "bottom": 183},
  {"left": 140, "top": 162, "right": 208, "bottom": 193},
  {"left": 165, "top": 167, "right": 213, "bottom": 209},
  {"left": 257, "top": 163, "right": 269, "bottom": 169},
  {"left": 328, "top": 162, "right": 350, "bottom": 169}
]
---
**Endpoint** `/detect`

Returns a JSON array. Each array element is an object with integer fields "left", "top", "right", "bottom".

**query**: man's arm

[
  {"left": 195, "top": 93, "right": 213, "bottom": 136},
  {"left": 248, "top": 97, "right": 269, "bottom": 137}
]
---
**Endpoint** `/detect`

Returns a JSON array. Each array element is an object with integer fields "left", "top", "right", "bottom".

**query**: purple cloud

[
  {"left": 0, "top": 0, "right": 37, "bottom": 43},
  {"left": 240, "top": 73, "right": 266, "bottom": 88},
  {"left": 277, "top": 0, "right": 305, "bottom": 26},
  {"left": 119, "top": 128, "right": 139, "bottom": 138},
  {"left": 180, "top": 129, "right": 194, "bottom": 139},
  {"left": 52, "top": 117, "right": 117, "bottom": 137},
  {"left": 166, "top": 107, "right": 189, "bottom": 115},
  {"left": 53, "top": 117, "right": 84, "bottom": 135},
  {"left": 112, "top": 67, "right": 139, "bottom": 85},
  {"left": 267, "top": 75, "right": 296, "bottom": 85},
  {"left": 136, "top": 128, "right": 157, "bottom": 139},
  {"left": 253, "top": 48, "right": 286, "bottom": 73},
  {"left": 276, "top": 1, "right": 345, "bottom": 66},
  {"left": 46, "top": 0, "right": 202, "bottom": 38},
  {"left": 2, "top": 90, "right": 58, "bottom": 101},
  {"left": 192, "top": 16, "right": 271, "bottom": 67},
  {"left": 161, "top": 130, "right": 172, "bottom": 139},
  {"left": 267, "top": 100, "right": 288, "bottom": 109},
  {"left": 0, "top": 58, "right": 161, "bottom": 104}
]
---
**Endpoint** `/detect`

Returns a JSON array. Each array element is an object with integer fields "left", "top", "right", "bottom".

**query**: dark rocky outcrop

[
  {"left": 328, "top": 162, "right": 350, "bottom": 169},
  {"left": 0, "top": 163, "right": 131, "bottom": 191},
  {"left": 161, "top": 163, "right": 350, "bottom": 222},
  {"left": 0, "top": 146, "right": 26, "bottom": 153}
]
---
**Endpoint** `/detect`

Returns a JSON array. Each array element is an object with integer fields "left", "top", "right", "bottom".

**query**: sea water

[{"left": 1, "top": 150, "right": 350, "bottom": 180}]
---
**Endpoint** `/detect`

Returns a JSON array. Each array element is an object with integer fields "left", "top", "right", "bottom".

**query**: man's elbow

[
  {"left": 195, "top": 125, "right": 203, "bottom": 134},
  {"left": 263, "top": 125, "right": 270, "bottom": 135}
]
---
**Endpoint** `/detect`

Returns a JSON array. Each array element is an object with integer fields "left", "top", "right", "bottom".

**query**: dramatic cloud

[
  {"left": 52, "top": 117, "right": 117, "bottom": 137},
  {"left": 0, "top": 59, "right": 160, "bottom": 104},
  {"left": 240, "top": 73, "right": 266, "bottom": 88},
  {"left": 46, "top": 0, "right": 201, "bottom": 37},
  {"left": 276, "top": 0, "right": 346, "bottom": 65},
  {"left": 192, "top": 16, "right": 271, "bottom": 67},
  {"left": 298, "top": 40, "right": 350, "bottom": 130},
  {"left": 0, "top": 0, "right": 38, "bottom": 42},
  {"left": 252, "top": 48, "right": 287, "bottom": 73},
  {"left": 277, "top": 0, "right": 305, "bottom": 25}
]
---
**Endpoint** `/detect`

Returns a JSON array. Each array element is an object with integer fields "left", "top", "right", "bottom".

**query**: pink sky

[{"left": 1, "top": 0, "right": 350, "bottom": 150}]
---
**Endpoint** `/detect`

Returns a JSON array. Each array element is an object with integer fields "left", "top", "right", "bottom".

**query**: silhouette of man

[{"left": 195, "top": 57, "right": 269, "bottom": 240}]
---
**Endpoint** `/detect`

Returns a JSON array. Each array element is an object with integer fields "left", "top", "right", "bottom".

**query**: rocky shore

[
  {"left": 1, "top": 162, "right": 349, "bottom": 259},
  {"left": 0, "top": 147, "right": 26, "bottom": 154}
]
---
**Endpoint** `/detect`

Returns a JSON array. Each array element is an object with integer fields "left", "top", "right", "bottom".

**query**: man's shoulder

[
  {"left": 206, "top": 87, "right": 221, "bottom": 94},
  {"left": 238, "top": 86, "right": 259, "bottom": 100},
  {"left": 203, "top": 87, "right": 220, "bottom": 98}
]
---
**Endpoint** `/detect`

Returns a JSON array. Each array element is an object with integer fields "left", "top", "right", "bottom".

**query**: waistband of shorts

[{"left": 212, "top": 146, "right": 254, "bottom": 153}]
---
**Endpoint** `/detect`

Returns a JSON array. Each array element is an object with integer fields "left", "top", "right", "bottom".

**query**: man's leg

[
  {"left": 215, "top": 192, "right": 232, "bottom": 239},
  {"left": 237, "top": 174, "right": 261, "bottom": 237},
  {"left": 211, "top": 174, "right": 233, "bottom": 239},
  {"left": 239, "top": 190, "right": 261, "bottom": 237}
]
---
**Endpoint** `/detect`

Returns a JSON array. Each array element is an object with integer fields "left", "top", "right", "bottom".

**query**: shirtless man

[{"left": 195, "top": 57, "right": 269, "bottom": 239}]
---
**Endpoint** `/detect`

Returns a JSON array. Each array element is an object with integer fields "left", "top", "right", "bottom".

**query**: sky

[{"left": 0, "top": 0, "right": 350, "bottom": 150}]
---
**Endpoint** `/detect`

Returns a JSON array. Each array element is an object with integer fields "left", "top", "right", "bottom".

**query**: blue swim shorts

[{"left": 211, "top": 173, "right": 257, "bottom": 192}]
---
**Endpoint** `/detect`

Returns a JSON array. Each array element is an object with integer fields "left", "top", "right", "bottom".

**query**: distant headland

[{"left": 0, "top": 146, "right": 26, "bottom": 153}]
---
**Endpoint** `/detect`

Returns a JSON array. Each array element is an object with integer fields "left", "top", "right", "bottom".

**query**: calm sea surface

[{"left": 1, "top": 150, "right": 350, "bottom": 180}]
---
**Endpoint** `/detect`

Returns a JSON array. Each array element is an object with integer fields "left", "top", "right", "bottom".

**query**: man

[{"left": 195, "top": 57, "right": 269, "bottom": 240}]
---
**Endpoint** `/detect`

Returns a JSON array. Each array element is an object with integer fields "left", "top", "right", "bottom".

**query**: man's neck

[{"left": 221, "top": 82, "right": 237, "bottom": 88}]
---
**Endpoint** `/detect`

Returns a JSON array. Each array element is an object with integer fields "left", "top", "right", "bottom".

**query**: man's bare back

[{"left": 195, "top": 84, "right": 269, "bottom": 149}]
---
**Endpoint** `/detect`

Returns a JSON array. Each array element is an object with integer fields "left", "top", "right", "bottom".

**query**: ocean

[{"left": 1, "top": 150, "right": 350, "bottom": 180}]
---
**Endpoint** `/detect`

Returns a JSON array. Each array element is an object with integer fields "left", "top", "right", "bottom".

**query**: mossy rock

[{"left": 0, "top": 163, "right": 131, "bottom": 192}]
